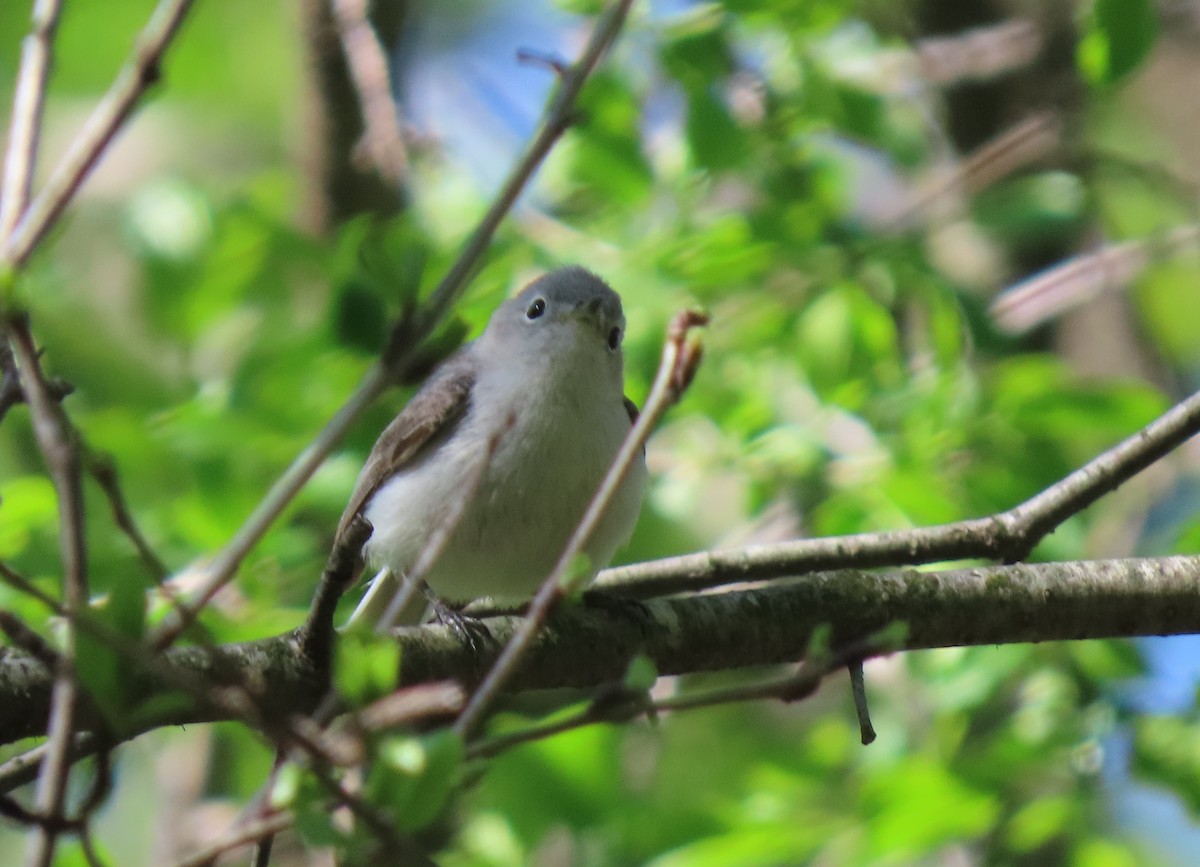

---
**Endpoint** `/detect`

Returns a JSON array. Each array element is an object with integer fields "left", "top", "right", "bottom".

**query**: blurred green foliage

[{"left": 1, "top": 0, "right": 1198, "bottom": 864}]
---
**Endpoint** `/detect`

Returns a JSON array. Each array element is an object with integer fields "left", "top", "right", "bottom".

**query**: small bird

[{"left": 336, "top": 266, "right": 647, "bottom": 627}]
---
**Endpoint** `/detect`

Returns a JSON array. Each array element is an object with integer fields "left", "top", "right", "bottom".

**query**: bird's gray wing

[{"left": 335, "top": 348, "right": 476, "bottom": 545}]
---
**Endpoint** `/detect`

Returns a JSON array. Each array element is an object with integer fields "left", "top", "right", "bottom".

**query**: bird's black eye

[
  {"left": 608, "top": 326, "right": 621, "bottom": 350},
  {"left": 526, "top": 298, "right": 546, "bottom": 320}
]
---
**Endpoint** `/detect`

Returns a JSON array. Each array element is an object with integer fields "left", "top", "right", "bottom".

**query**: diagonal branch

[
  {"left": 0, "top": 0, "right": 63, "bottom": 242},
  {"left": 597, "top": 382, "right": 1200, "bottom": 597},
  {"left": 469, "top": 628, "right": 901, "bottom": 760},
  {"left": 0, "top": 0, "right": 199, "bottom": 270},
  {"left": 84, "top": 450, "right": 169, "bottom": 581}
]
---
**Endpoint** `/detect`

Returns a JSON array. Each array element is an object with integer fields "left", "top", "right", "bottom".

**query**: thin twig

[
  {"left": 597, "top": 381, "right": 1200, "bottom": 597},
  {"left": 916, "top": 18, "right": 1042, "bottom": 86},
  {"left": 8, "top": 318, "right": 88, "bottom": 867},
  {"left": 1, "top": 0, "right": 200, "bottom": 270},
  {"left": 0, "top": 340, "right": 22, "bottom": 423},
  {"left": 0, "top": 559, "right": 60, "bottom": 609},
  {"left": 155, "top": 370, "right": 388, "bottom": 649},
  {"left": 0, "top": 610, "right": 60, "bottom": 668},
  {"left": 330, "top": 0, "right": 408, "bottom": 186},
  {"left": 151, "top": 0, "right": 638, "bottom": 651},
  {"left": 990, "top": 224, "right": 1200, "bottom": 333},
  {"left": 414, "top": 0, "right": 635, "bottom": 338},
  {"left": 516, "top": 48, "right": 568, "bottom": 76},
  {"left": 470, "top": 631, "right": 898, "bottom": 760},
  {"left": 0, "top": 794, "right": 80, "bottom": 832},
  {"left": 227, "top": 679, "right": 464, "bottom": 864},
  {"left": 301, "top": 514, "right": 372, "bottom": 664},
  {"left": 77, "top": 827, "right": 110, "bottom": 867},
  {"left": 885, "top": 112, "right": 1060, "bottom": 232},
  {"left": 167, "top": 812, "right": 293, "bottom": 867},
  {"left": 0, "top": 0, "right": 64, "bottom": 242},
  {"left": 85, "top": 450, "right": 169, "bottom": 581},
  {"left": 250, "top": 833, "right": 273, "bottom": 867},
  {"left": 0, "top": 337, "right": 72, "bottom": 427},
  {"left": 455, "top": 309, "right": 708, "bottom": 737},
  {"left": 848, "top": 661, "right": 875, "bottom": 745},
  {"left": 310, "top": 762, "right": 436, "bottom": 865}
]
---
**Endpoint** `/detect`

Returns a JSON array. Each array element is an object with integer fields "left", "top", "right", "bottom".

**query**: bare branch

[
  {"left": 330, "top": 0, "right": 408, "bottom": 187},
  {"left": 7, "top": 317, "right": 87, "bottom": 867},
  {"left": 884, "top": 112, "right": 1061, "bottom": 233},
  {"left": 11, "top": 554, "right": 1200, "bottom": 763},
  {"left": 0, "top": 0, "right": 63, "bottom": 242},
  {"left": 0, "top": 609, "right": 60, "bottom": 667},
  {"left": 455, "top": 309, "right": 708, "bottom": 737},
  {"left": 0, "top": 337, "right": 72, "bottom": 426},
  {"left": 166, "top": 812, "right": 293, "bottom": 867},
  {"left": 991, "top": 224, "right": 1200, "bottom": 333},
  {"left": 0, "top": 0, "right": 199, "bottom": 270},
  {"left": 516, "top": 48, "right": 569, "bottom": 76},
  {"left": 300, "top": 514, "right": 372, "bottom": 664},
  {"left": 0, "top": 559, "right": 60, "bottom": 610},
  {"left": 916, "top": 18, "right": 1042, "bottom": 86},
  {"left": 5, "top": 554, "right": 1200, "bottom": 789},
  {"left": 848, "top": 661, "right": 875, "bottom": 745},
  {"left": 468, "top": 632, "right": 896, "bottom": 760},
  {"left": 85, "top": 450, "right": 169, "bottom": 581},
  {"left": 415, "top": 0, "right": 636, "bottom": 341},
  {"left": 597, "top": 382, "right": 1200, "bottom": 597}
]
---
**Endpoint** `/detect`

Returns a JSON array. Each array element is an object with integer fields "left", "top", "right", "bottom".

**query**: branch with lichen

[{"left": 4, "top": 553, "right": 1200, "bottom": 791}]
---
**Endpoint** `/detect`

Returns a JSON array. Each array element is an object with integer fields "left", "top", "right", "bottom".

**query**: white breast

[{"left": 363, "top": 352, "right": 646, "bottom": 603}]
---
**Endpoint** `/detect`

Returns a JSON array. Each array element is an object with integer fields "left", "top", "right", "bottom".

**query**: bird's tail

[{"left": 345, "top": 567, "right": 428, "bottom": 629}]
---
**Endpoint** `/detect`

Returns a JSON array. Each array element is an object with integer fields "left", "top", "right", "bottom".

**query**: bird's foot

[{"left": 426, "top": 593, "right": 495, "bottom": 655}]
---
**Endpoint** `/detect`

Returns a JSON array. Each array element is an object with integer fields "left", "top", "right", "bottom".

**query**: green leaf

[
  {"left": 973, "top": 172, "right": 1088, "bottom": 250},
  {"left": 335, "top": 628, "right": 402, "bottom": 706},
  {"left": 270, "top": 762, "right": 303, "bottom": 809},
  {"left": 560, "top": 553, "right": 593, "bottom": 590},
  {"left": 623, "top": 654, "right": 659, "bottom": 692},
  {"left": 334, "top": 278, "right": 389, "bottom": 353},
  {"left": 294, "top": 797, "right": 347, "bottom": 848},
  {"left": 567, "top": 73, "right": 654, "bottom": 207},
  {"left": 75, "top": 577, "right": 148, "bottom": 727},
  {"left": 0, "top": 476, "right": 57, "bottom": 558},
  {"left": 1131, "top": 715, "right": 1200, "bottom": 815},
  {"left": 368, "top": 730, "right": 465, "bottom": 832},
  {"left": 1006, "top": 795, "right": 1074, "bottom": 852},
  {"left": 659, "top": 6, "right": 735, "bottom": 91},
  {"left": 685, "top": 87, "right": 748, "bottom": 172},
  {"left": 1078, "top": 0, "right": 1157, "bottom": 85}
]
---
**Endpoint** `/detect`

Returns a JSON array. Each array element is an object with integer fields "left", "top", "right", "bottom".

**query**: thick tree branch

[
  {"left": 598, "top": 383, "right": 1200, "bottom": 597},
  {"left": 4, "top": 553, "right": 1200, "bottom": 786}
]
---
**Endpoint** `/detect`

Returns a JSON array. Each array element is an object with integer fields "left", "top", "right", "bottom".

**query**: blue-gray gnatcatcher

[{"left": 337, "top": 266, "right": 647, "bottom": 626}]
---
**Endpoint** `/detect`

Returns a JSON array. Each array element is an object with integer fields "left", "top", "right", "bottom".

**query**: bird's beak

[{"left": 571, "top": 297, "right": 608, "bottom": 332}]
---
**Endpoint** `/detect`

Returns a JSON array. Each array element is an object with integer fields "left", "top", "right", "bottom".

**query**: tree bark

[{"left": 4, "top": 554, "right": 1198, "bottom": 752}]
